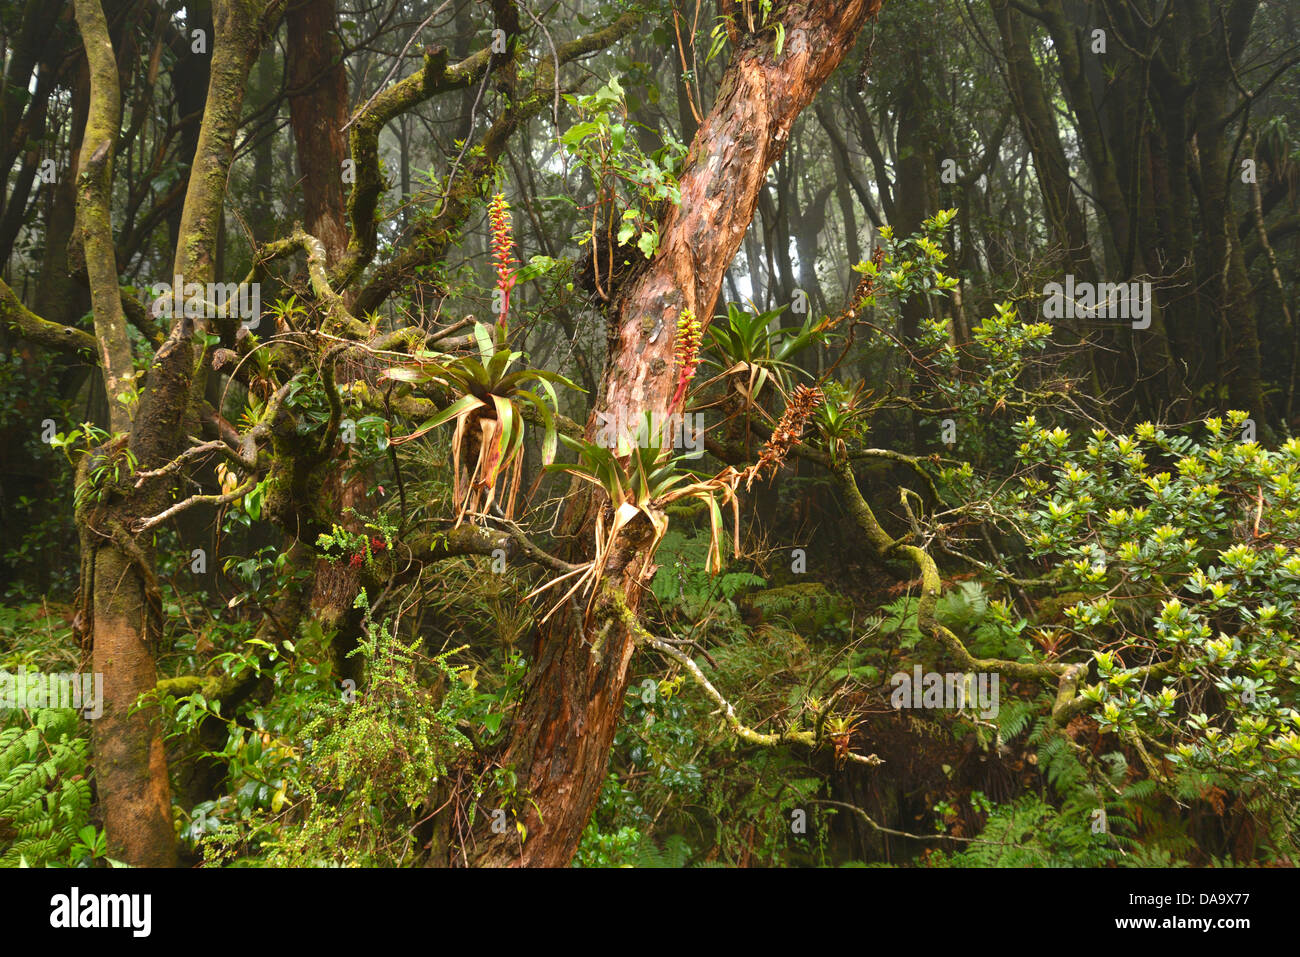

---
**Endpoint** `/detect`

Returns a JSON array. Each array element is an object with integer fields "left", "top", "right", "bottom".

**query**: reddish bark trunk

[
  {"left": 287, "top": 0, "right": 350, "bottom": 264},
  {"left": 475, "top": 0, "right": 879, "bottom": 867},
  {"left": 90, "top": 544, "right": 177, "bottom": 867}
]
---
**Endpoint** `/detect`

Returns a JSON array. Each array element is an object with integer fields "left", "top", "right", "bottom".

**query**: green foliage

[
  {"left": 649, "top": 527, "right": 764, "bottom": 625},
  {"left": 0, "top": 351, "right": 80, "bottom": 601},
  {"left": 704, "top": 301, "right": 826, "bottom": 409},
  {"left": 812, "top": 380, "right": 874, "bottom": 459},
  {"left": 314, "top": 508, "right": 398, "bottom": 569},
  {"left": 169, "top": 568, "right": 530, "bottom": 868},
  {"left": 628, "top": 833, "right": 692, "bottom": 868},
  {"left": 707, "top": 0, "right": 785, "bottom": 64},
  {"left": 573, "top": 821, "right": 645, "bottom": 867},
  {"left": 0, "top": 705, "right": 97, "bottom": 867},
  {"left": 192, "top": 590, "right": 487, "bottom": 866},
  {"left": 856, "top": 211, "right": 962, "bottom": 316},
  {"left": 551, "top": 415, "right": 703, "bottom": 507},
  {"left": 874, "top": 582, "right": 1030, "bottom": 662},
  {"left": 929, "top": 727, "right": 1168, "bottom": 867},
  {"left": 575, "top": 676, "right": 837, "bottom": 867},
  {"left": 0, "top": 603, "right": 80, "bottom": 673},
  {"left": 1009, "top": 413, "right": 1300, "bottom": 816},
  {"left": 920, "top": 302, "right": 1053, "bottom": 421},
  {"left": 875, "top": 595, "right": 923, "bottom": 650},
  {"left": 384, "top": 321, "right": 580, "bottom": 479},
  {"left": 559, "top": 77, "right": 686, "bottom": 261},
  {"left": 747, "top": 583, "right": 851, "bottom": 640},
  {"left": 547, "top": 417, "right": 747, "bottom": 584}
]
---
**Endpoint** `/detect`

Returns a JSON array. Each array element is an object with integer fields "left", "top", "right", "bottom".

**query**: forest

[{"left": 0, "top": 0, "right": 1297, "bottom": 872}]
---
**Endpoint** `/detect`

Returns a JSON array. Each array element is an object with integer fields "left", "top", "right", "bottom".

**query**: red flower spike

[
  {"left": 489, "top": 193, "right": 516, "bottom": 329},
  {"left": 671, "top": 308, "right": 702, "bottom": 409}
]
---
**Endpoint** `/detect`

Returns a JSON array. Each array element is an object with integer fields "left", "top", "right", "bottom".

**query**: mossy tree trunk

[{"left": 73, "top": 0, "right": 274, "bottom": 867}]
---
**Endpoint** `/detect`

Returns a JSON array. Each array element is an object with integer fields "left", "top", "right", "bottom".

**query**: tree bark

[
  {"left": 287, "top": 0, "right": 350, "bottom": 264},
  {"left": 989, "top": 0, "right": 1092, "bottom": 281}
]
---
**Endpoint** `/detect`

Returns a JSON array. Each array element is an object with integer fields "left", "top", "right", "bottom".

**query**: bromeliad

[{"left": 383, "top": 323, "right": 580, "bottom": 524}]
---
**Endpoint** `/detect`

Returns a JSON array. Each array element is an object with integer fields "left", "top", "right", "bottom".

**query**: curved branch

[
  {"left": 403, "top": 523, "right": 514, "bottom": 564},
  {"left": 831, "top": 457, "right": 1065, "bottom": 684},
  {"left": 316, "top": 342, "right": 350, "bottom": 457},
  {"left": 641, "top": 628, "right": 882, "bottom": 766},
  {"left": 132, "top": 437, "right": 242, "bottom": 487},
  {"left": 481, "top": 509, "right": 582, "bottom": 573},
  {"left": 335, "top": 43, "right": 493, "bottom": 287},
  {"left": 0, "top": 278, "right": 97, "bottom": 354},
  {"left": 260, "top": 229, "right": 366, "bottom": 336},
  {"left": 137, "top": 474, "right": 258, "bottom": 532},
  {"left": 73, "top": 0, "right": 133, "bottom": 433},
  {"left": 348, "top": 11, "right": 642, "bottom": 315}
]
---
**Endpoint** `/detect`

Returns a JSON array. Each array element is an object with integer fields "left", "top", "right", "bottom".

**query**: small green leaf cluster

[{"left": 559, "top": 77, "right": 687, "bottom": 261}]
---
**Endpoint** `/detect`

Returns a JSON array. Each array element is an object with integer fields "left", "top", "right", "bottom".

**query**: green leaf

[
  {"left": 473, "top": 322, "right": 496, "bottom": 361},
  {"left": 515, "top": 255, "right": 559, "bottom": 282},
  {"left": 499, "top": 368, "right": 584, "bottom": 393},
  {"left": 517, "top": 389, "right": 558, "bottom": 466},
  {"left": 561, "top": 121, "right": 601, "bottom": 147},
  {"left": 391, "top": 393, "right": 485, "bottom": 445}
]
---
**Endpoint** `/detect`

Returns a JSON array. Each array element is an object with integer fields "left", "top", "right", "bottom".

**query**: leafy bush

[{"left": 1013, "top": 414, "right": 1300, "bottom": 794}]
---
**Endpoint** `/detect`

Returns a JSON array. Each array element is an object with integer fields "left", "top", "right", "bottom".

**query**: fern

[
  {"left": 0, "top": 707, "right": 93, "bottom": 867},
  {"left": 632, "top": 833, "right": 692, "bottom": 868},
  {"left": 1038, "top": 732, "right": 1087, "bottom": 793},
  {"left": 748, "top": 582, "right": 850, "bottom": 638},
  {"left": 247, "top": 591, "right": 475, "bottom": 867},
  {"left": 994, "top": 699, "right": 1036, "bottom": 743},
  {"left": 955, "top": 725, "right": 1182, "bottom": 866},
  {"left": 934, "top": 580, "right": 987, "bottom": 625},
  {"left": 651, "top": 528, "right": 764, "bottom": 608},
  {"left": 938, "top": 791, "right": 1130, "bottom": 867},
  {"left": 876, "top": 596, "right": 923, "bottom": 649}
]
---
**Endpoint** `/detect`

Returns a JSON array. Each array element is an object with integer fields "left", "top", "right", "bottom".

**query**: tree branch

[
  {"left": 0, "top": 278, "right": 97, "bottom": 354},
  {"left": 640, "top": 627, "right": 882, "bottom": 766},
  {"left": 73, "top": 0, "right": 134, "bottom": 434}
]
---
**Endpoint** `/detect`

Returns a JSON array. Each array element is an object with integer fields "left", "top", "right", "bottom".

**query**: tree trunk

[
  {"left": 87, "top": 533, "right": 176, "bottom": 866},
  {"left": 75, "top": 0, "right": 272, "bottom": 867},
  {"left": 73, "top": 0, "right": 178, "bottom": 867},
  {"left": 1189, "top": 0, "right": 1265, "bottom": 421},
  {"left": 286, "top": 0, "right": 370, "bottom": 656},
  {"left": 287, "top": 0, "right": 350, "bottom": 263},
  {"left": 989, "top": 0, "right": 1092, "bottom": 281},
  {"left": 474, "top": 0, "right": 880, "bottom": 868}
]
